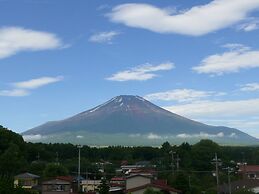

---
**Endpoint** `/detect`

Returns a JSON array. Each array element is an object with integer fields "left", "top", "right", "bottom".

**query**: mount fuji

[{"left": 22, "top": 95, "right": 258, "bottom": 146}]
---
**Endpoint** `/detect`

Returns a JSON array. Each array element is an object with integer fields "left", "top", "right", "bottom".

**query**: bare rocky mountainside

[{"left": 22, "top": 95, "right": 258, "bottom": 146}]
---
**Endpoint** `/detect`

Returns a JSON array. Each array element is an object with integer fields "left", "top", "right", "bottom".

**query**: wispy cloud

[
  {"left": 128, "top": 132, "right": 231, "bottom": 140},
  {"left": 198, "top": 118, "right": 259, "bottom": 138},
  {"left": 147, "top": 133, "right": 162, "bottom": 140},
  {"left": 164, "top": 98, "right": 259, "bottom": 119},
  {"left": 13, "top": 76, "right": 64, "bottom": 89},
  {"left": 240, "top": 83, "right": 259, "bottom": 91},
  {"left": 89, "top": 31, "right": 120, "bottom": 44},
  {"left": 238, "top": 18, "right": 259, "bottom": 32},
  {"left": 108, "top": 1, "right": 259, "bottom": 36},
  {"left": 0, "top": 76, "right": 63, "bottom": 97},
  {"left": 107, "top": 62, "right": 174, "bottom": 81},
  {"left": 0, "top": 27, "right": 65, "bottom": 59},
  {"left": 164, "top": 98, "right": 259, "bottom": 137},
  {"left": 145, "top": 89, "right": 225, "bottom": 103},
  {"left": 0, "top": 89, "right": 29, "bottom": 97},
  {"left": 176, "top": 132, "right": 225, "bottom": 139},
  {"left": 23, "top": 134, "right": 47, "bottom": 141},
  {"left": 193, "top": 44, "right": 259, "bottom": 75}
]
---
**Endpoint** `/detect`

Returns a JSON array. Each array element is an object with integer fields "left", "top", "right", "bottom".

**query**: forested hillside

[{"left": 1, "top": 125, "right": 259, "bottom": 193}]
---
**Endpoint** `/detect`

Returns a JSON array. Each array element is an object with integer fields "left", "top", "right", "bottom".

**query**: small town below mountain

[{"left": 1, "top": 125, "right": 259, "bottom": 194}]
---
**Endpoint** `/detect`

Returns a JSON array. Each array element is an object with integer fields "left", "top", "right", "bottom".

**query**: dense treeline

[{"left": 0, "top": 125, "right": 258, "bottom": 193}]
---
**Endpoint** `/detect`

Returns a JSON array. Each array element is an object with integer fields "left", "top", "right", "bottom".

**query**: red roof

[
  {"left": 239, "top": 165, "right": 259, "bottom": 172},
  {"left": 111, "top": 177, "right": 126, "bottom": 181},
  {"left": 110, "top": 183, "right": 125, "bottom": 187},
  {"left": 126, "top": 183, "right": 181, "bottom": 193},
  {"left": 56, "top": 176, "right": 74, "bottom": 182},
  {"left": 153, "top": 179, "right": 168, "bottom": 186},
  {"left": 130, "top": 169, "right": 156, "bottom": 173}
]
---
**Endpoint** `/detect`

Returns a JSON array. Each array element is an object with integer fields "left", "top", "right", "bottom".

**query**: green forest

[{"left": 1, "top": 125, "right": 259, "bottom": 194}]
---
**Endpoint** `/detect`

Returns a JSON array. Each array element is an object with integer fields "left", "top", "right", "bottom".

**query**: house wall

[
  {"left": 252, "top": 186, "right": 259, "bottom": 193},
  {"left": 130, "top": 187, "right": 178, "bottom": 194},
  {"left": 126, "top": 176, "right": 151, "bottom": 190},
  {"left": 14, "top": 178, "right": 38, "bottom": 189},
  {"left": 42, "top": 184, "right": 71, "bottom": 194},
  {"left": 42, "top": 191, "right": 70, "bottom": 194},
  {"left": 81, "top": 180, "right": 101, "bottom": 192}
]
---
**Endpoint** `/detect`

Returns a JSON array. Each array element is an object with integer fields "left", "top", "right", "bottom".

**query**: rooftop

[{"left": 15, "top": 172, "right": 40, "bottom": 179}]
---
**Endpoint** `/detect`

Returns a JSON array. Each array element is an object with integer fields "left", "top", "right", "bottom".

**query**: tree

[
  {"left": 43, "top": 163, "right": 68, "bottom": 178},
  {"left": 169, "top": 172, "right": 189, "bottom": 193},
  {"left": 0, "top": 143, "right": 27, "bottom": 175},
  {"left": 0, "top": 126, "right": 25, "bottom": 153},
  {"left": 161, "top": 142, "right": 172, "bottom": 153},
  {"left": 0, "top": 176, "right": 34, "bottom": 194},
  {"left": 191, "top": 139, "right": 220, "bottom": 171},
  {"left": 98, "top": 177, "right": 109, "bottom": 194}
]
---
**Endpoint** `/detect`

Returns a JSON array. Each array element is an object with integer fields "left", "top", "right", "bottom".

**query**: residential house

[
  {"left": 14, "top": 172, "right": 40, "bottom": 192},
  {"left": 238, "top": 164, "right": 259, "bottom": 179},
  {"left": 42, "top": 178, "right": 72, "bottom": 194},
  {"left": 125, "top": 174, "right": 181, "bottom": 194},
  {"left": 110, "top": 177, "right": 126, "bottom": 194},
  {"left": 126, "top": 175, "right": 152, "bottom": 190},
  {"left": 219, "top": 179, "right": 259, "bottom": 193},
  {"left": 81, "top": 179, "right": 101, "bottom": 192},
  {"left": 110, "top": 177, "right": 126, "bottom": 188},
  {"left": 127, "top": 168, "right": 157, "bottom": 177}
]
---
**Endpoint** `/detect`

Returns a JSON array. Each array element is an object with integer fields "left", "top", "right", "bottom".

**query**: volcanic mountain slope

[{"left": 23, "top": 95, "right": 258, "bottom": 146}]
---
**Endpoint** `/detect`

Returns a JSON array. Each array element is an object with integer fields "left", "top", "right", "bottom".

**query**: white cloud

[
  {"left": 76, "top": 135, "right": 84, "bottom": 139},
  {"left": 164, "top": 99, "right": 259, "bottom": 138},
  {"left": 240, "top": 83, "right": 259, "bottom": 91},
  {"left": 89, "top": 31, "right": 120, "bottom": 43},
  {"left": 0, "top": 89, "right": 29, "bottom": 97},
  {"left": 0, "top": 27, "right": 64, "bottom": 59},
  {"left": 176, "top": 132, "right": 225, "bottom": 139},
  {"left": 193, "top": 44, "right": 259, "bottom": 75},
  {"left": 222, "top": 43, "right": 250, "bottom": 51},
  {"left": 145, "top": 89, "right": 225, "bottom": 102},
  {"left": 130, "top": 132, "right": 228, "bottom": 140},
  {"left": 108, "top": 1, "right": 259, "bottom": 36},
  {"left": 107, "top": 62, "right": 174, "bottom": 81},
  {"left": 23, "top": 134, "right": 46, "bottom": 141},
  {"left": 164, "top": 99, "right": 259, "bottom": 118},
  {"left": 146, "top": 133, "right": 162, "bottom": 139},
  {"left": 129, "top": 133, "right": 141, "bottom": 138},
  {"left": 238, "top": 19, "right": 259, "bottom": 31},
  {"left": 195, "top": 118, "right": 259, "bottom": 138},
  {"left": 0, "top": 76, "right": 63, "bottom": 97},
  {"left": 13, "top": 76, "right": 64, "bottom": 89}
]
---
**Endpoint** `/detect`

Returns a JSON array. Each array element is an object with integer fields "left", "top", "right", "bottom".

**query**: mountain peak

[
  {"left": 84, "top": 95, "right": 150, "bottom": 114},
  {"left": 113, "top": 95, "right": 146, "bottom": 102},
  {"left": 23, "top": 95, "right": 258, "bottom": 146}
]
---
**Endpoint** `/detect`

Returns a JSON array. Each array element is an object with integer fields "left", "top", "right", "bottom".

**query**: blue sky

[{"left": 1, "top": 0, "right": 259, "bottom": 138}]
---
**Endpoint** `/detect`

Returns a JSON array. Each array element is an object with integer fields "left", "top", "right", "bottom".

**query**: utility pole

[
  {"left": 85, "top": 168, "right": 88, "bottom": 179},
  {"left": 223, "top": 166, "right": 233, "bottom": 194},
  {"left": 77, "top": 145, "right": 82, "bottom": 192},
  {"left": 56, "top": 152, "right": 59, "bottom": 165},
  {"left": 212, "top": 153, "right": 221, "bottom": 194},
  {"left": 37, "top": 152, "right": 40, "bottom": 161},
  {"left": 227, "top": 167, "right": 232, "bottom": 194},
  {"left": 188, "top": 175, "right": 191, "bottom": 189},
  {"left": 176, "top": 154, "right": 180, "bottom": 171},
  {"left": 169, "top": 151, "right": 176, "bottom": 175}
]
